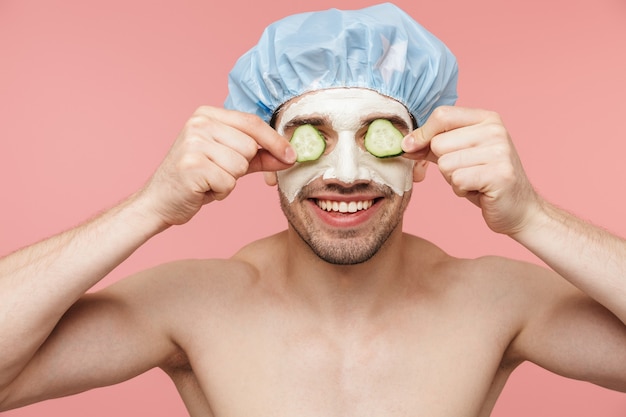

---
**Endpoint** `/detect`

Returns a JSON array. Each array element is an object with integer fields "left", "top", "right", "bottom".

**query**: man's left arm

[
  {"left": 512, "top": 197, "right": 626, "bottom": 323},
  {"left": 402, "top": 106, "right": 626, "bottom": 389}
]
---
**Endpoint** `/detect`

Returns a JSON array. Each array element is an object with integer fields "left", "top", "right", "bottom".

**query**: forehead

[{"left": 275, "top": 88, "right": 412, "bottom": 133}]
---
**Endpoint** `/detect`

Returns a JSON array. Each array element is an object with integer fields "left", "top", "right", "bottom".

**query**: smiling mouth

[{"left": 315, "top": 199, "right": 376, "bottom": 213}]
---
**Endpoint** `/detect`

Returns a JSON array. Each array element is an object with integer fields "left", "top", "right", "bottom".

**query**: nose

[{"left": 323, "top": 131, "right": 372, "bottom": 184}]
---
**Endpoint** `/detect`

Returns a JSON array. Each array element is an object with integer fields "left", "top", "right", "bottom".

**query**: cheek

[
  {"left": 360, "top": 157, "right": 415, "bottom": 196},
  {"left": 277, "top": 161, "right": 331, "bottom": 203}
]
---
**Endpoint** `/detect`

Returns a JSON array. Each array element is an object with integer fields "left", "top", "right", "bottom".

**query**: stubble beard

[{"left": 278, "top": 184, "right": 411, "bottom": 265}]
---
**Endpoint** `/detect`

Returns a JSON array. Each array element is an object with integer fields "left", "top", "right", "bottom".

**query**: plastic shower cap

[{"left": 224, "top": 2, "right": 458, "bottom": 127}]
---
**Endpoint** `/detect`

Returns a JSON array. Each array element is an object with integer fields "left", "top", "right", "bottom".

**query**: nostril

[{"left": 321, "top": 132, "right": 375, "bottom": 184}]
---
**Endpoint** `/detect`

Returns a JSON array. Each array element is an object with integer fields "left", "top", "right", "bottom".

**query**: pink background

[{"left": 1, "top": 0, "right": 625, "bottom": 415}]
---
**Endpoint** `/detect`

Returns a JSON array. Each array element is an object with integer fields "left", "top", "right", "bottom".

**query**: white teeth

[{"left": 316, "top": 199, "right": 374, "bottom": 213}]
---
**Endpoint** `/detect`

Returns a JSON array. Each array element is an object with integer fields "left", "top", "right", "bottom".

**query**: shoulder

[
  {"left": 100, "top": 257, "right": 264, "bottom": 317},
  {"left": 150, "top": 258, "right": 260, "bottom": 283},
  {"left": 402, "top": 234, "right": 544, "bottom": 286},
  {"left": 464, "top": 255, "right": 580, "bottom": 300},
  {"left": 440, "top": 254, "right": 580, "bottom": 312},
  {"left": 426, "top": 251, "right": 586, "bottom": 345},
  {"left": 429, "top": 251, "right": 562, "bottom": 292},
  {"left": 103, "top": 233, "right": 288, "bottom": 311},
  {"left": 410, "top": 244, "right": 581, "bottom": 326},
  {"left": 444, "top": 255, "right": 588, "bottom": 342}
]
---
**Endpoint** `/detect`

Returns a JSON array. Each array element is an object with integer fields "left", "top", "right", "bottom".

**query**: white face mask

[{"left": 275, "top": 88, "right": 415, "bottom": 203}]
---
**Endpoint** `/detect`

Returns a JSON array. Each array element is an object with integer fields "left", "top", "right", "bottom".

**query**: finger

[
  {"left": 401, "top": 146, "right": 438, "bottom": 164},
  {"left": 196, "top": 106, "right": 297, "bottom": 165},
  {"left": 194, "top": 125, "right": 293, "bottom": 175},
  {"left": 205, "top": 121, "right": 261, "bottom": 162},
  {"left": 247, "top": 149, "right": 294, "bottom": 174},
  {"left": 430, "top": 121, "right": 509, "bottom": 158},
  {"left": 176, "top": 153, "right": 238, "bottom": 203},
  {"left": 175, "top": 149, "right": 236, "bottom": 196},
  {"left": 401, "top": 124, "right": 432, "bottom": 154},
  {"left": 401, "top": 106, "right": 498, "bottom": 154},
  {"left": 448, "top": 161, "right": 515, "bottom": 202},
  {"left": 203, "top": 140, "right": 252, "bottom": 179},
  {"left": 436, "top": 145, "right": 493, "bottom": 175},
  {"left": 183, "top": 114, "right": 290, "bottom": 176},
  {"left": 201, "top": 164, "right": 237, "bottom": 201},
  {"left": 434, "top": 131, "right": 515, "bottom": 185},
  {"left": 446, "top": 165, "right": 490, "bottom": 206}
]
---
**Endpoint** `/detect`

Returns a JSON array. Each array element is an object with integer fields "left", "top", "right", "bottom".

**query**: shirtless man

[{"left": 1, "top": 4, "right": 625, "bottom": 416}]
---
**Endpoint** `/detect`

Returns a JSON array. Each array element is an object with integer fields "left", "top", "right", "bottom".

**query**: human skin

[{"left": 0, "top": 91, "right": 625, "bottom": 416}]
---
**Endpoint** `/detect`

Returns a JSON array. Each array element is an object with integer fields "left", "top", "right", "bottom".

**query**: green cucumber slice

[
  {"left": 290, "top": 124, "right": 326, "bottom": 162},
  {"left": 364, "top": 119, "right": 404, "bottom": 158}
]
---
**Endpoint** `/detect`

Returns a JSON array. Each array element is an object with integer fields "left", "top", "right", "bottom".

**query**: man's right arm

[
  {"left": 0, "top": 193, "right": 165, "bottom": 397},
  {"left": 0, "top": 106, "right": 295, "bottom": 408}
]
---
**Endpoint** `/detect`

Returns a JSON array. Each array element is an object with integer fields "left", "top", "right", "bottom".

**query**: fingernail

[
  {"left": 402, "top": 135, "right": 415, "bottom": 152},
  {"left": 285, "top": 145, "right": 297, "bottom": 164}
]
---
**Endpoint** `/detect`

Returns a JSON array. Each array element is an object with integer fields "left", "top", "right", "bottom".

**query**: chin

[{"left": 305, "top": 232, "right": 388, "bottom": 265}]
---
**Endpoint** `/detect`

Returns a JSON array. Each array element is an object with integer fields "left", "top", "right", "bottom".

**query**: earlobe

[
  {"left": 412, "top": 160, "right": 429, "bottom": 183},
  {"left": 263, "top": 171, "right": 278, "bottom": 186}
]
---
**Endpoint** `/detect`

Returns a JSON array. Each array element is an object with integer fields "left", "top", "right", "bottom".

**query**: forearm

[
  {"left": 0, "top": 192, "right": 166, "bottom": 388},
  {"left": 512, "top": 199, "right": 626, "bottom": 323}
]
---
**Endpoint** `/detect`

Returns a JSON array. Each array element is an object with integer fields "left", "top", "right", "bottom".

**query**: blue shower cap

[{"left": 224, "top": 2, "right": 458, "bottom": 127}]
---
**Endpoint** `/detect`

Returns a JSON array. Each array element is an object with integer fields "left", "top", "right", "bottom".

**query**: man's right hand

[{"left": 138, "top": 106, "right": 296, "bottom": 227}]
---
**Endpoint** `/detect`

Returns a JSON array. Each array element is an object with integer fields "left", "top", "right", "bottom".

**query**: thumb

[
  {"left": 402, "top": 128, "right": 438, "bottom": 163},
  {"left": 247, "top": 149, "right": 295, "bottom": 174}
]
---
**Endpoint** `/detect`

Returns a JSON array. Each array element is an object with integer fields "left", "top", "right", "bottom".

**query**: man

[{"left": 0, "top": 3, "right": 625, "bottom": 416}]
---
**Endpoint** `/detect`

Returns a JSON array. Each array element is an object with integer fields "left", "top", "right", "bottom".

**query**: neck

[{"left": 283, "top": 225, "right": 410, "bottom": 322}]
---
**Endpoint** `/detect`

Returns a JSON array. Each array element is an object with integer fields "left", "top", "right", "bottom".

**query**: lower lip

[{"left": 308, "top": 199, "right": 380, "bottom": 228}]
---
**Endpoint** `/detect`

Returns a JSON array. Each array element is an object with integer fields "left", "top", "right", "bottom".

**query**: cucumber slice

[
  {"left": 364, "top": 119, "right": 404, "bottom": 158},
  {"left": 290, "top": 124, "right": 326, "bottom": 162}
]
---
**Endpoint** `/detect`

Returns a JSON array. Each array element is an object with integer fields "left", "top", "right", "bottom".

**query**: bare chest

[{"left": 170, "top": 306, "right": 516, "bottom": 417}]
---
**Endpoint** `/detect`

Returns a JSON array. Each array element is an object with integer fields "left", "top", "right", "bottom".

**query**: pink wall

[{"left": 1, "top": 0, "right": 625, "bottom": 415}]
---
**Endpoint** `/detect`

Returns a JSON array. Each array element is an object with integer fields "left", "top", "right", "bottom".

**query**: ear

[
  {"left": 412, "top": 160, "right": 429, "bottom": 183},
  {"left": 263, "top": 171, "right": 278, "bottom": 186}
]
